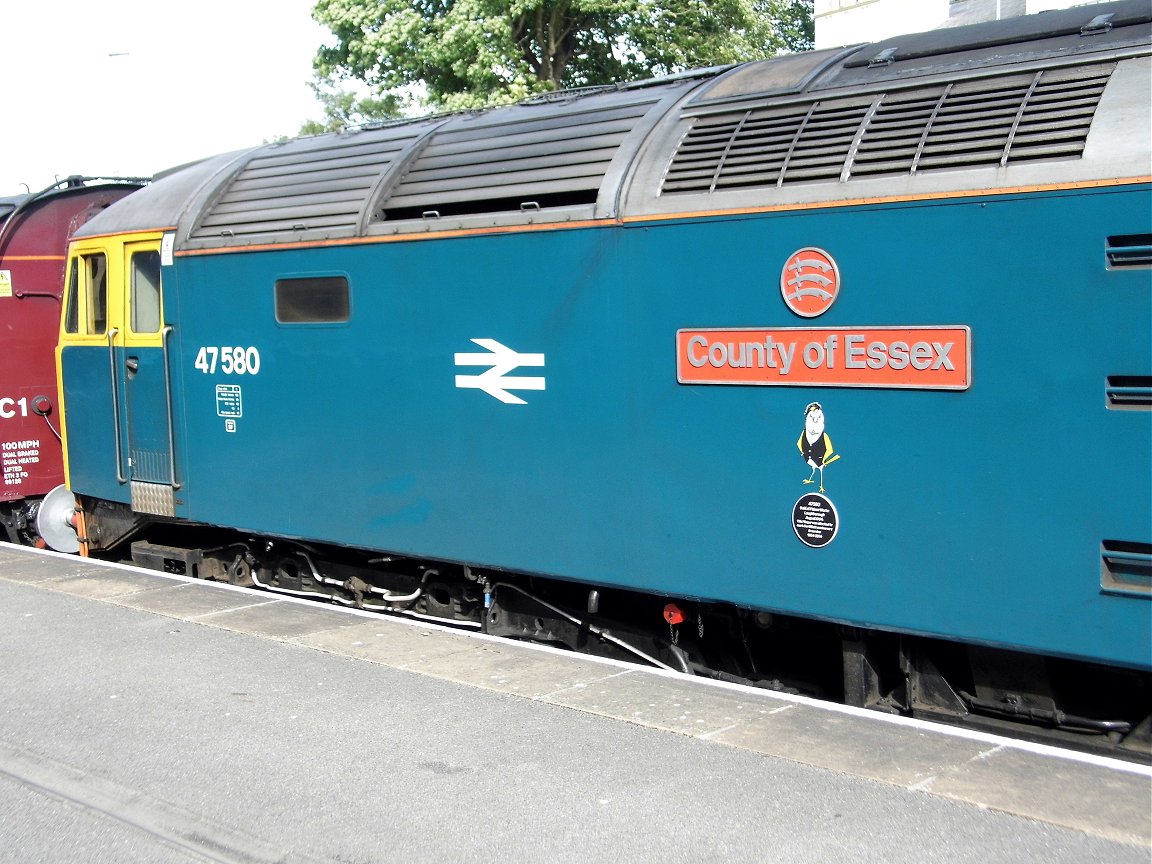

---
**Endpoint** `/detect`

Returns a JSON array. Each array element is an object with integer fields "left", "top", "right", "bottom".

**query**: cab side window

[
  {"left": 88, "top": 254, "right": 108, "bottom": 334},
  {"left": 130, "top": 250, "right": 162, "bottom": 333},
  {"left": 64, "top": 253, "right": 108, "bottom": 335},
  {"left": 64, "top": 258, "right": 80, "bottom": 333}
]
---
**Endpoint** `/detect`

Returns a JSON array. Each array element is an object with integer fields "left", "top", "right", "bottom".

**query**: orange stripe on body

[
  {"left": 92, "top": 175, "right": 1146, "bottom": 259},
  {"left": 176, "top": 218, "right": 613, "bottom": 257},
  {"left": 621, "top": 176, "right": 1152, "bottom": 225}
]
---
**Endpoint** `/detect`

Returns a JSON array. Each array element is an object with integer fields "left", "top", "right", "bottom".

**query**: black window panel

[
  {"left": 64, "top": 258, "right": 79, "bottom": 334},
  {"left": 275, "top": 276, "right": 350, "bottom": 323},
  {"left": 88, "top": 254, "right": 108, "bottom": 335}
]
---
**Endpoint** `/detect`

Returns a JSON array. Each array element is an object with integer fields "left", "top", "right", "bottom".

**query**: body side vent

[
  {"left": 1101, "top": 540, "right": 1152, "bottom": 597},
  {"left": 1106, "top": 375, "right": 1152, "bottom": 409},
  {"left": 1107, "top": 233, "right": 1152, "bottom": 268}
]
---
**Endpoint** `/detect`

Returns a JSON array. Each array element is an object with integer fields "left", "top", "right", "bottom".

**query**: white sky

[{"left": 1, "top": 1, "right": 331, "bottom": 196}]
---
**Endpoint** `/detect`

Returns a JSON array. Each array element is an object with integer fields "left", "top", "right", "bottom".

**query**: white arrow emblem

[{"left": 454, "top": 338, "right": 546, "bottom": 404}]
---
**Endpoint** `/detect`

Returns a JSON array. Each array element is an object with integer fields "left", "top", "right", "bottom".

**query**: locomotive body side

[
  {"left": 61, "top": 180, "right": 1150, "bottom": 669},
  {"left": 56, "top": 3, "right": 1151, "bottom": 736}
]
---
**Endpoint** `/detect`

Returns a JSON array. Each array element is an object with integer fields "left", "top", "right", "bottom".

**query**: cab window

[
  {"left": 64, "top": 253, "right": 108, "bottom": 335},
  {"left": 88, "top": 254, "right": 108, "bottom": 334},
  {"left": 64, "top": 258, "right": 79, "bottom": 333},
  {"left": 130, "top": 250, "right": 162, "bottom": 333}
]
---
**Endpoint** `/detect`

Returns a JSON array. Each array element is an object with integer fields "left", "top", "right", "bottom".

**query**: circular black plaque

[{"left": 792, "top": 493, "right": 839, "bottom": 548}]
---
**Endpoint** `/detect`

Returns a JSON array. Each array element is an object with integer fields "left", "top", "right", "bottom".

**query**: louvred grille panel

[
  {"left": 662, "top": 63, "right": 1113, "bottom": 195},
  {"left": 378, "top": 94, "right": 663, "bottom": 220},
  {"left": 190, "top": 129, "right": 425, "bottom": 240}
]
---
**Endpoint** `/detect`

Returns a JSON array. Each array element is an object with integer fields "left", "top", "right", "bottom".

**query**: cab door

[
  {"left": 121, "top": 239, "right": 180, "bottom": 515},
  {"left": 59, "top": 233, "right": 180, "bottom": 516},
  {"left": 59, "top": 242, "right": 125, "bottom": 504}
]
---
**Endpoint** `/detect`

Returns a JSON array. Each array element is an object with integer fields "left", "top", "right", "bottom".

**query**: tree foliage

[
  {"left": 299, "top": 75, "right": 412, "bottom": 134},
  {"left": 310, "top": 0, "right": 814, "bottom": 114}
]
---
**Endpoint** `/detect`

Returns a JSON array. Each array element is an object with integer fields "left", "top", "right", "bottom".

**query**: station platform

[{"left": 0, "top": 543, "right": 1148, "bottom": 863}]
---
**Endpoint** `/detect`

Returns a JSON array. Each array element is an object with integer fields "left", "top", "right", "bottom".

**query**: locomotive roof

[{"left": 75, "top": 0, "right": 1151, "bottom": 251}]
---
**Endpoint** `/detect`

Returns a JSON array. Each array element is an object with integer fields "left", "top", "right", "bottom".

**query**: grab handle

[{"left": 107, "top": 329, "right": 127, "bottom": 484}]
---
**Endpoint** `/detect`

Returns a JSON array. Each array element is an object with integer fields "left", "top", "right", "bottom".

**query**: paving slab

[
  {"left": 547, "top": 666, "right": 765, "bottom": 736},
  {"left": 114, "top": 582, "right": 268, "bottom": 619},
  {"left": 927, "top": 743, "right": 1152, "bottom": 845},
  {"left": 0, "top": 548, "right": 109, "bottom": 582},
  {"left": 710, "top": 701, "right": 988, "bottom": 785},
  {"left": 196, "top": 598, "right": 370, "bottom": 639},
  {"left": 297, "top": 618, "right": 482, "bottom": 668},
  {"left": 37, "top": 570, "right": 179, "bottom": 599},
  {"left": 416, "top": 638, "right": 631, "bottom": 698}
]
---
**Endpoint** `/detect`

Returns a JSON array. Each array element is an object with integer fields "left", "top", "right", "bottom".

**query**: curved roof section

[
  {"left": 71, "top": 152, "right": 254, "bottom": 240},
  {"left": 623, "top": 0, "right": 1150, "bottom": 218},
  {"left": 74, "top": 0, "right": 1149, "bottom": 250},
  {"left": 185, "top": 120, "right": 442, "bottom": 247},
  {"left": 176, "top": 75, "right": 706, "bottom": 251}
]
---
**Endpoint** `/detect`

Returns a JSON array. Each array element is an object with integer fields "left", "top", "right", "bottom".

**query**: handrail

[
  {"left": 107, "top": 328, "right": 127, "bottom": 483},
  {"left": 161, "top": 325, "right": 182, "bottom": 489}
]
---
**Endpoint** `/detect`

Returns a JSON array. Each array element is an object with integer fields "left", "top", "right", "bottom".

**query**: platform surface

[{"left": 0, "top": 544, "right": 1148, "bottom": 863}]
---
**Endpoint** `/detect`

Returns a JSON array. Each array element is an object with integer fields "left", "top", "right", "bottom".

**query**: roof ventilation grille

[
  {"left": 189, "top": 127, "right": 424, "bottom": 242},
  {"left": 376, "top": 92, "right": 664, "bottom": 221},
  {"left": 662, "top": 62, "right": 1114, "bottom": 196}
]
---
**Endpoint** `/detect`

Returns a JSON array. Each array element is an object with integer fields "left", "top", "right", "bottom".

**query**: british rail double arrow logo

[{"left": 454, "top": 339, "right": 546, "bottom": 404}]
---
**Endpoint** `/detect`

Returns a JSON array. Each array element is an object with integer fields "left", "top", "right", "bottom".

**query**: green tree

[
  {"left": 299, "top": 75, "right": 411, "bottom": 134},
  {"left": 310, "top": 0, "right": 813, "bottom": 113}
]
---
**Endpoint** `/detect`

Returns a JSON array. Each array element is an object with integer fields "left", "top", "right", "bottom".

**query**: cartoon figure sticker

[
  {"left": 793, "top": 401, "right": 841, "bottom": 548},
  {"left": 781, "top": 248, "right": 839, "bottom": 318},
  {"left": 797, "top": 402, "right": 839, "bottom": 493}
]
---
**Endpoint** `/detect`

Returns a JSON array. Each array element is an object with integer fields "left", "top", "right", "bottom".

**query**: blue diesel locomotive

[{"left": 56, "top": 3, "right": 1151, "bottom": 751}]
